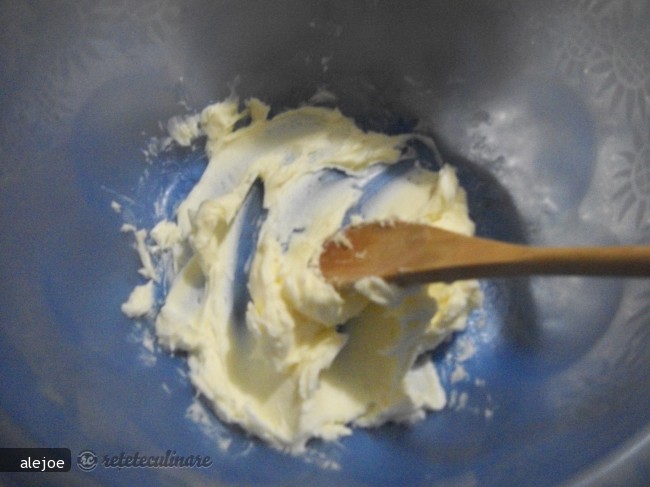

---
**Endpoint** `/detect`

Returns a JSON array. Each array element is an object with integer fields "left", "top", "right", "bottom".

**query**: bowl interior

[{"left": 1, "top": 1, "right": 650, "bottom": 485}]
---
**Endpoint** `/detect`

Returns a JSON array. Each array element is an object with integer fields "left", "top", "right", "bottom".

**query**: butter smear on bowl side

[{"left": 121, "top": 97, "right": 482, "bottom": 453}]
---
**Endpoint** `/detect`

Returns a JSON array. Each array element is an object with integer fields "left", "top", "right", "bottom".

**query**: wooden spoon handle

[
  {"left": 511, "top": 245, "right": 650, "bottom": 275},
  {"left": 428, "top": 244, "right": 650, "bottom": 283},
  {"left": 320, "top": 222, "right": 650, "bottom": 286}
]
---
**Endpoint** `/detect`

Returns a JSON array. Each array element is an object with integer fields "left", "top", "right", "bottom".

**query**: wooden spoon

[{"left": 319, "top": 221, "right": 650, "bottom": 287}]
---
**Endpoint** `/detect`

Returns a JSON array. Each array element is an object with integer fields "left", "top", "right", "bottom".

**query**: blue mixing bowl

[{"left": 1, "top": 1, "right": 649, "bottom": 485}]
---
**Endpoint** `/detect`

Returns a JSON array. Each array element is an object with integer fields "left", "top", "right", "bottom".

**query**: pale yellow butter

[
  {"left": 127, "top": 98, "right": 481, "bottom": 452},
  {"left": 121, "top": 280, "right": 155, "bottom": 318}
]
